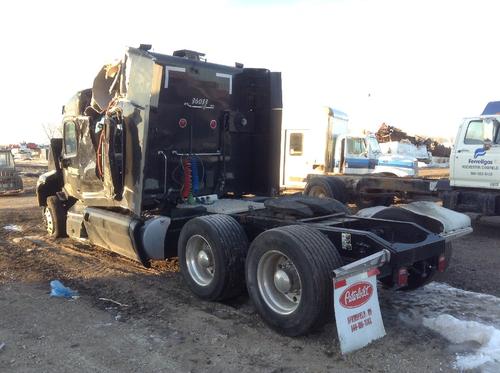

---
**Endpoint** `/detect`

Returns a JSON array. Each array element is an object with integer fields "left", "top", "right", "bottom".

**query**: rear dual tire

[
  {"left": 246, "top": 225, "right": 343, "bottom": 336},
  {"left": 179, "top": 217, "right": 344, "bottom": 336},
  {"left": 178, "top": 214, "right": 249, "bottom": 301}
]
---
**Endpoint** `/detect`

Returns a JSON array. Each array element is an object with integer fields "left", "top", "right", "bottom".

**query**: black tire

[
  {"left": 327, "top": 198, "right": 352, "bottom": 214},
  {"left": 44, "top": 196, "right": 67, "bottom": 238},
  {"left": 304, "top": 176, "right": 348, "bottom": 203},
  {"left": 372, "top": 207, "right": 452, "bottom": 290},
  {"left": 178, "top": 214, "right": 249, "bottom": 301},
  {"left": 356, "top": 194, "right": 394, "bottom": 209},
  {"left": 245, "top": 225, "right": 343, "bottom": 336}
]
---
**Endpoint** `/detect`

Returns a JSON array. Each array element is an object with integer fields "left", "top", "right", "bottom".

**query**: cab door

[
  {"left": 451, "top": 118, "right": 500, "bottom": 189},
  {"left": 343, "top": 136, "right": 371, "bottom": 175},
  {"left": 61, "top": 119, "right": 81, "bottom": 198}
]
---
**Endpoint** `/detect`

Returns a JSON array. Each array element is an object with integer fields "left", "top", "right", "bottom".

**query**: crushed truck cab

[{"left": 37, "top": 46, "right": 471, "bottom": 338}]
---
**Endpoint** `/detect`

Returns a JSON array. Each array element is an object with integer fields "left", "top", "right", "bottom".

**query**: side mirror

[{"left": 484, "top": 140, "right": 492, "bottom": 150}]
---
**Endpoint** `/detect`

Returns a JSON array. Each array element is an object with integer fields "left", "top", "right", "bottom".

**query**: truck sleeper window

[{"left": 289, "top": 133, "right": 303, "bottom": 156}]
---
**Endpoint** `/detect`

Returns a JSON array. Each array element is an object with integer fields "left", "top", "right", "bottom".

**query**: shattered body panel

[{"left": 57, "top": 47, "right": 282, "bottom": 217}]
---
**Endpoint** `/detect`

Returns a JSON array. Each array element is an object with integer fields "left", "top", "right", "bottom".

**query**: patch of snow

[
  {"left": 380, "top": 282, "right": 500, "bottom": 371},
  {"left": 423, "top": 314, "right": 500, "bottom": 371},
  {"left": 3, "top": 224, "right": 22, "bottom": 232},
  {"left": 381, "top": 282, "right": 500, "bottom": 329}
]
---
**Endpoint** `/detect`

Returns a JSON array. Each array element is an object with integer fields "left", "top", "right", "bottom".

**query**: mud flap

[{"left": 333, "top": 250, "right": 389, "bottom": 354}]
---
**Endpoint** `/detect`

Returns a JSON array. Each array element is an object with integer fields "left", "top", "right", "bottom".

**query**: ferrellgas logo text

[
  {"left": 340, "top": 282, "right": 373, "bottom": 308},
  {"left": 468, "top": 158, "right": 493, "bottom": 165}
]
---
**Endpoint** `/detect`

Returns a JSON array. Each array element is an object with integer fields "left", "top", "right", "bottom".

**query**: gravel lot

[{"left": 0, "top": 167, "right": 498, "bottom": 372}]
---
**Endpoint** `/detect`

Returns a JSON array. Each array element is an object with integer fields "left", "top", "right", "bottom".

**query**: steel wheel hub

[
  {"left": 44, "top": 207, "right": 54, "bottom": 235},
  {"left": 274, "top": 269, "right": 291, "bottom": 293},
  {"left": 257, "top": 250, "right": 302, "bottom": 315},
  {"left": 309, "top": 185, "right": 327, "bottom": 198},
  {"left": 185, "top": 235, "right": 215, "bottom": 287}
]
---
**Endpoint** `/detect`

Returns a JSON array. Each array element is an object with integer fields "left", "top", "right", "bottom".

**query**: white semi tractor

[{"left": 281, "top": 107, "right": 423, "bottom": 206}]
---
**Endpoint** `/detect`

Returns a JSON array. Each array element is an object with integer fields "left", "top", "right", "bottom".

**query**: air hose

[
  {"left": 191, "top": 157, "right": 200, "bottom": 195},
  {"left": 182, "top": 158, "right": 192, "bottom": 199}
]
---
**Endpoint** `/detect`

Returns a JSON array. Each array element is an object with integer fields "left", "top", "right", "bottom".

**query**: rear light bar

[
  {"left": 397, "top": 267, "right": 408, "bottom": 287},
  {"left": 438, "top": 254, "right": 446, "bottom": 272}
]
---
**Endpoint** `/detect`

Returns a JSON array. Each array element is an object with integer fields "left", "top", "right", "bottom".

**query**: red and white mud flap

[{"left": 333, "top": 249, "right": 391, "bottom": 354}]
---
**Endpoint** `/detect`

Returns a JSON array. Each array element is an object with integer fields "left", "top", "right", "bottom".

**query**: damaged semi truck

[{"left": 37, "top": 46, "right": 472, "bottom": 336}]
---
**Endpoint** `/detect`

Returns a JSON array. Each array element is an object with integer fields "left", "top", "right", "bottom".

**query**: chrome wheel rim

[
  {"left": 185, "top": 235, "right": 215, "bottom": 286},
  {"left": 257, "top": 250, "right": 302, "bottom": 315},
  {"left": 44, "top": 207, "right": 54, "bottom": 235}
]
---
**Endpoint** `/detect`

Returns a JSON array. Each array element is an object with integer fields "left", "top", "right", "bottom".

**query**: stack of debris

[{"left": 376, "top": 123, "right": 451, "bottom": 157}]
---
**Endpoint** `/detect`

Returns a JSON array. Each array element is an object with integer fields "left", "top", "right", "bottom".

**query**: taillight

[
  {"left": 397, "top": 267, "right": 408, "bottom": 287},
  {"left": 438, "top": 254, "right": 446, "bottom": 272}
]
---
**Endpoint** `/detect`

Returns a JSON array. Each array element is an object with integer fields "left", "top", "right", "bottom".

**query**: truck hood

[
  {"left": 0, "top": 168, "right": 17, "bottom": 177},
  {"left": 377, "top": 154, "right": 417, "bottom": 169}
]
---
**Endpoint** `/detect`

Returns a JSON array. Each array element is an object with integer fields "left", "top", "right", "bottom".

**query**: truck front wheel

[
  {"left": 178, "top": 214, "right": 248, "bottom": 301},
  {"left": 44, "top": 196, "right": 67, "bottom": 238},
  {"left": 246, "top": 225, "right": 343, "bottom": 336}
]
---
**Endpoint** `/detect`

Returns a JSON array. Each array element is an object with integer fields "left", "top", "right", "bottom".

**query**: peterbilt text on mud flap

[
  {"left": 37, "top": 46, "right": 472, "bottom": 338},
  {"left": 0, "top": 149, "right": 23, "bottom": 194}
]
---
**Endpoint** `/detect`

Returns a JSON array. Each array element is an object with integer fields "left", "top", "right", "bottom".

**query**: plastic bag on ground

[{"left": 50, "top": 280, "right": 78, "bottom": 298}]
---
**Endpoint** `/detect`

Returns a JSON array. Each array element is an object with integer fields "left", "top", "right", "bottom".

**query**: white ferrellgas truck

[
  {"left": 438, "top": 111, "right": 500, "bottom": 215},
  {"left": 281, "top": 107, "right": 426, "bottom": 206}
]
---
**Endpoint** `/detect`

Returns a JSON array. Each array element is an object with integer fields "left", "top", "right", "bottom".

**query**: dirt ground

[{"left": 1, "top": 167, "right": 498, "bottom": 372}]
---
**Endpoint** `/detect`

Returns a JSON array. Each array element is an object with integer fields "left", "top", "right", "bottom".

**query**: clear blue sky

[{"left": 1, "top": 0, "right": 499, "bottom": 144}]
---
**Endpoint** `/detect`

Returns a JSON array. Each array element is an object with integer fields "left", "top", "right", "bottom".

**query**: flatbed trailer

[{"left": 303, "top": 173, "right": 441, "bottom": 207}]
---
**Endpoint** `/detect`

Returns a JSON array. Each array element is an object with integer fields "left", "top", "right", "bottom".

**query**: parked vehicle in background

[
  {"left": 281, "top": 108, "right": 419, "bottom": 190},
  {"left": 438, "top": 112, "right": 500, "bottom": 215},
  {"left": 0, "top": 149, "right": 23, "bottom": 194}
]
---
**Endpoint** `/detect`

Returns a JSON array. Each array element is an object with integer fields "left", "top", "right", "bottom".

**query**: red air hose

[
  {"left": 96, "top": 130, "right": 105, "bottom": 179},
  {"left": 182, "top": 158, "right": 192, "bottom": 199}
]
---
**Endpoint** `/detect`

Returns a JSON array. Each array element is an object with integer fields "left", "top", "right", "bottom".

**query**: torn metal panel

[{"left": 56, "top": 46, "right": 282, "bottom": 217}]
